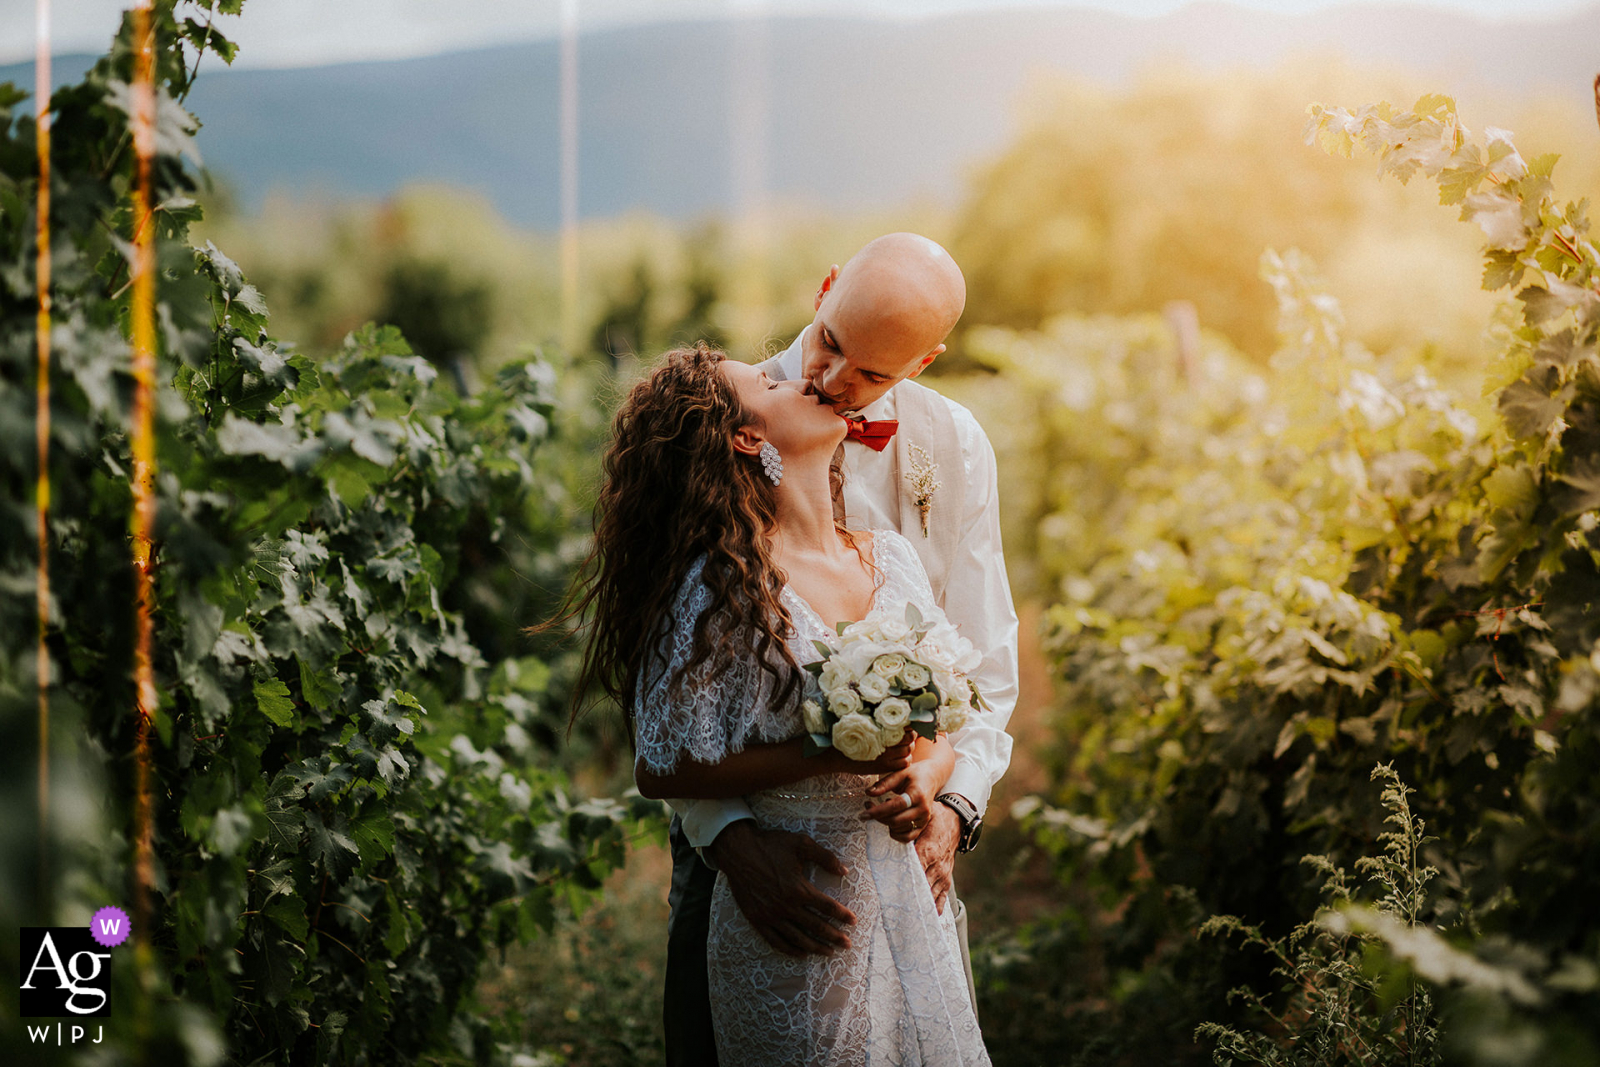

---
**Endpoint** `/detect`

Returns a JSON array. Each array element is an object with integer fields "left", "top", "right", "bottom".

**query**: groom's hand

[
  {"left": 706, "top": 820, "right": 857, "bottom": 958},
  {"left": 914, "top": 803, "right": 961, "bottom": 914}
]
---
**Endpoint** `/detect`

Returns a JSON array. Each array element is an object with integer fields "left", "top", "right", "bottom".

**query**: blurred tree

[
  {"left": 375, "top": 256, "right": 494, "bottom": 387},
  {"left": 590, "top": 259, "right": 654, "bottom": 366},
  {"left": 951, "top": 66, "right": 1502, "bottom": 365},
  {"left": 665, "top": 236, "right": 728, "bottom": 350}
]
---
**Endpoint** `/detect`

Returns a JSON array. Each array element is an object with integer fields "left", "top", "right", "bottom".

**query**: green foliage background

[
  {"left": 1, "top": 5, "right": 655, "bottom": 1065},
  {"left": 949, "top": 98, "right": 1600, "bottom": 1065}
]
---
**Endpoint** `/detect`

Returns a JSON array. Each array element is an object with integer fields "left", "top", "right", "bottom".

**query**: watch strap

[{"left": 936, "top": 792, "right": 982, "bottom": 853}]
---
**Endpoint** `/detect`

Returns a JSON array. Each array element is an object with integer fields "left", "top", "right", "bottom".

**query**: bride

[{"left": 559, "top": 342, "right": 991, "bottom": 1066}]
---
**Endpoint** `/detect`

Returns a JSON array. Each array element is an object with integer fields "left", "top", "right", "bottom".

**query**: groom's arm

[
  {"left": 913, "top": 404, "right": 1018, "bottom": 912},
  {"left": 669, "top": 797, "right": 862, "bottom": 958},
  {"left": 667, "top": 797, "right": 757, "bottom": 868},
  {"left": 939, "top": 405, "right": 1019, "bottom": 818}
]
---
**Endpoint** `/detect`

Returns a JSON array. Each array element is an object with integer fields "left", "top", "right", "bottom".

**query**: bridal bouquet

[{"left": 801, "top": 602, "right": 987, "bottom": 762}]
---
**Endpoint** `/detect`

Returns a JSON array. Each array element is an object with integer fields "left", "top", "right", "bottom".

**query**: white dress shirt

[{"left": 669, "top": 331, "right": 1019, "bottom": 854}]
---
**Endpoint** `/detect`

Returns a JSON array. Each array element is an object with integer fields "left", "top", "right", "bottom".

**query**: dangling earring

[{"left": 759, "top": 441, "right": 783, "bottom": 486}]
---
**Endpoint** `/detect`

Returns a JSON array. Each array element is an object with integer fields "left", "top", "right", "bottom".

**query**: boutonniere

[{"left": 904, "top": 444, "right": 941, "bottom": 538}]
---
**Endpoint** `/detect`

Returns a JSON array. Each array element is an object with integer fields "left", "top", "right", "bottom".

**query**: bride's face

[{"left": 719, "top": 360, "right": 845, "bottom": 457}]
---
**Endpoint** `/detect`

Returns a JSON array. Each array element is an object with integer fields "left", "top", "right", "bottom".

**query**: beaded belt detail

[{"left": 764, "top": 787, "right": 872, "bottom": 800}]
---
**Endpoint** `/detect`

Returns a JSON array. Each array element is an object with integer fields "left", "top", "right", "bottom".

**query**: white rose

[
  {"left": 819, "top": 660, "right": 855, "bottom": 693},
  {"left": 880, "top": 723, "right": 909, "bottom": 746},
  {"left": 899, "top": 662, "right": 931, "bottom": 690},
  {"left": 918, "top": 621, "right": 982, "bottom": 674},
  {"left": 832, "top": 713, "right": 885, "bottom": 762},
  {"left": 915, "top": 639, "right": 953, "bottom": 672},
  {"left": 877, "top": 615, "right": 912, "bottom": 642},
  {"left": 874, "top": 697, "right": 911, "bottom": 731},
  {"left": 827, "top": 687, "right": 864, "bottom": 716},
  {"left": 871, "top": 653, "right": 906, "bottom": 679},
  {"left": 857, "top": 673, "right": 891, "bottom": 702},
  {"left": 937, "top": 702, "right": 970, "bottom": 733},
  {"left": 802, "top": 699, "right": 827, "bottom": 735},
  {"left": 842, "top": 640, "right": 894, "bottom": 678},
  {"left": 841, "top": 619, "right": 882, "bottom": 642}
]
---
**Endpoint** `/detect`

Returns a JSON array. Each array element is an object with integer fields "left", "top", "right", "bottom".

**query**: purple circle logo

[{"left": 89, "top": 905, "right": 131, "bottom": 948}]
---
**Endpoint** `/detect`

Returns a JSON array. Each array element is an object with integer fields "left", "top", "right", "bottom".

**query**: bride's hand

[
  {"left": 860, "top": 759, "right": 945, "bottom": 842},
  {"left": 861, "top": 733, "right": 955, "bottom": 842}
]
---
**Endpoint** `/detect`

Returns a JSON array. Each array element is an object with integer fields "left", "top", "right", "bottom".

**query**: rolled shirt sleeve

[
  {"left": 670, "top": 796, "right": 756, "bottom": 859},
  {"left": 937, "top": 405, "right": 1018, "bottom": 818}
]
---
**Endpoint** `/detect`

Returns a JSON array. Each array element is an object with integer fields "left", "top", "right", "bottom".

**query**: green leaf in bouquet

[
  {"left": 910, "top": 719, "right": 938, "bottom": 742},
  {"left": 804, "top": 661, "right": 825, "bottom": 675},
  {"left": 802, "top": 733, "right": 833, "bottom": 758},
  {"left": 837, "top": 621, "right": 850, "bottom": 636},
  {"left": 812, "top": 639, "right": 836, "bottom": 660},
  {"left": 911, "top": 691, "right": 940, "bottom": 713},
  {"left": 970, "top": 682, "right": 993, "bottom": 712}
]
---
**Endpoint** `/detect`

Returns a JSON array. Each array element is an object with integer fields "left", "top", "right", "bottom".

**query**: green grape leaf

[
  {"left": 264, "top": 896, "right": 309, "bottom": 941},
  {"left": 254, "top": 931, "right": 304, "bottom": 1007},
  {"left": 348, "top": 807, "right": 396, "bottom": 865},
  {"left": 1554, "top": 455, "right": 1600, "bottom": 516},
  {"left": 281, "top": 755, "right": 355, "bottom": 803},
  {"left": 1498, "top": 368, "right": 1572, "bottom": 440},
  {"left": 298, "top": 656, "right": 342, "bottom": 711},
  {"left": 1482, "top": 464, "right": 1539, "bottom": 521},
  {"left": 254, "top": 676, "right": 297, "bottom": 728},
  {"left": 304, "top": 810, "right": 362, "bottom": 882}
]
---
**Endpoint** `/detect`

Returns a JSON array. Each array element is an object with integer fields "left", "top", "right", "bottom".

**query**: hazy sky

[{"left": 2, "top": 0, "right": 1596, "bottom": 68}]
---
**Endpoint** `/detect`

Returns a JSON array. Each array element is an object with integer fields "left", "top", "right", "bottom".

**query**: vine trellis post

[
  {"left": 559, "top": 0, "right": 579, "bottom": 355},
  {"left": 33, "top": 0, "right": 51, "bottom": 910},
  {"left": 128, "top": 0, "right": 159, "bottom": 949}
]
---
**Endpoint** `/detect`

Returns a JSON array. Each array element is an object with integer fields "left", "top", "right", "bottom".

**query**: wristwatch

[{"left": 935, "top": 792, "right": 983, "bottom": 853}]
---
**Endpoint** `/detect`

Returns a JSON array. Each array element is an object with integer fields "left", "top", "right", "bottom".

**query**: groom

[{"left": 663, "top": 233, "right": 1019, "bottom": 1065}]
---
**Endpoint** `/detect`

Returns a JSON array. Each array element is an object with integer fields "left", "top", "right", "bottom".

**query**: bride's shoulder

[
  {"left": 863, "top": 527, "right": 916, "bottom": 565},
  {"left": 666, "top": 554, "right": 713, "bottom": 605}
]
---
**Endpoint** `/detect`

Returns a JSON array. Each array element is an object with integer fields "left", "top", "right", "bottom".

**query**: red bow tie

[{"left": 844, "top": 417, "right": 899, "bottom": 452}]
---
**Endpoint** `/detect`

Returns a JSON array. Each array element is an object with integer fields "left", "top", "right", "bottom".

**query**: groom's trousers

[
  {"left": 665, "top": 815, "right": 720, "bottom": 1067},
  {"left": 663, "top": 814, "right": 979, "bottom": 1066}
]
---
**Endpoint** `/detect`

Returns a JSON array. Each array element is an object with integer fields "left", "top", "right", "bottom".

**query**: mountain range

[{"left": 5, "top": 3, "right": 1598, "bottom": 227}]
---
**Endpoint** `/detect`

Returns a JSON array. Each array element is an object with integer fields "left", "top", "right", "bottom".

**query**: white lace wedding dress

[{"left": 635, "top": 529, "right": 990, "bottom": 1067}]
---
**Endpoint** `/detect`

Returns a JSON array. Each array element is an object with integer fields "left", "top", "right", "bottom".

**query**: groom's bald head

[
  {"left": 831, "top": 233, "right": 966, "bottom": 350},
  {"left": 802, "top": 233, "right": 967, "bottom": 412}
]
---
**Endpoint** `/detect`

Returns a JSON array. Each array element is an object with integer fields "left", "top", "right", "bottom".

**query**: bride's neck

[{"left": 771, "top": 449, "right": 841, "bottom": 556}]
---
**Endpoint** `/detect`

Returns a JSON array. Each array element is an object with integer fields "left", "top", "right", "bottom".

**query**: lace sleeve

[
  {"left": 873, "top": 529, "right": 937, "bottom": 614},
  {"left": 632, "top": 557, "right": 767, "bottom": 776}
]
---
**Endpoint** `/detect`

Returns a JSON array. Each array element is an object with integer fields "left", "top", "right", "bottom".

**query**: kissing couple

[{"left": 554, "top": 234, "right": 1018, "bottom": 1066}]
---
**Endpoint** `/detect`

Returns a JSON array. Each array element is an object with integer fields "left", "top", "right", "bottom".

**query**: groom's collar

[
  {"left": 774, "top": 326, "right": 807, "bottom": 382},
  {"left": 776, "top": 324, "right": 897, "bottom": 421}
]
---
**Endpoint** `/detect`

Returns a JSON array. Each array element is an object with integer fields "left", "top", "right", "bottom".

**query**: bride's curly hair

[{"left": 550, "top": 341, "right": 806, "bottom": 737}]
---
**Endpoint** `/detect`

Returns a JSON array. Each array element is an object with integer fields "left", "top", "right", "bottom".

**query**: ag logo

[{"left": 19, "top": 928, "right": 111, "bottom": 1017}]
